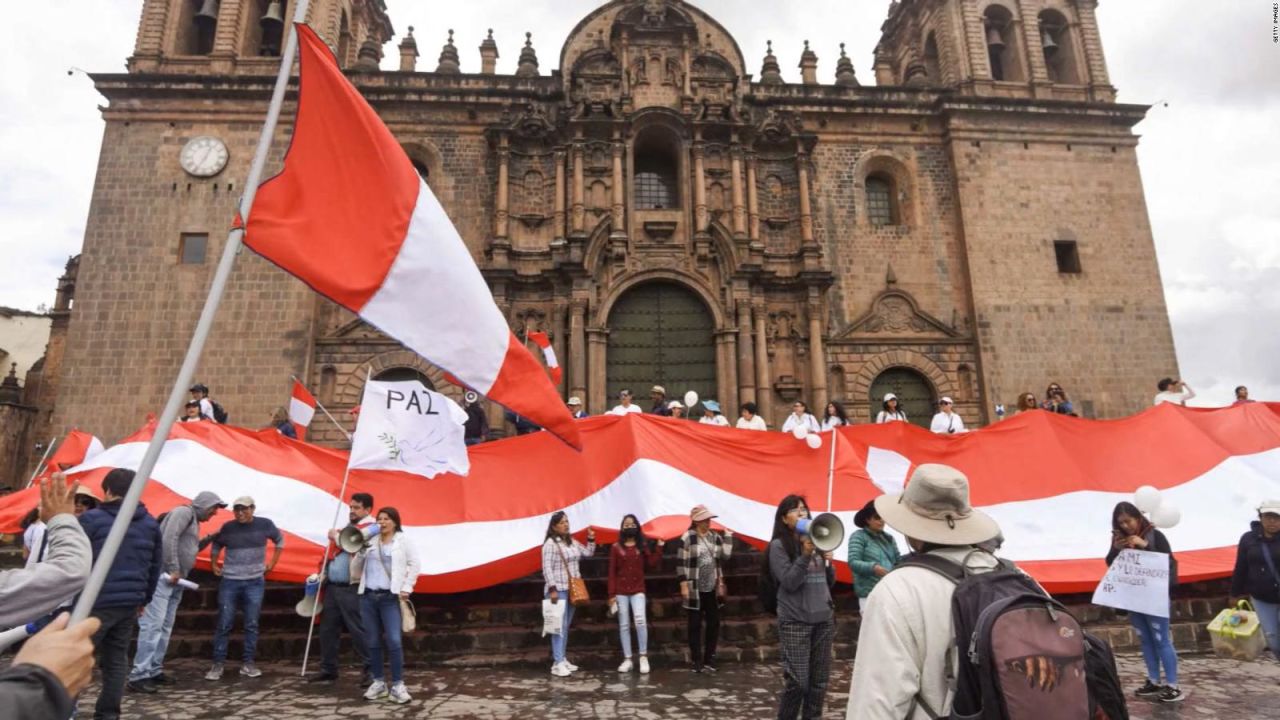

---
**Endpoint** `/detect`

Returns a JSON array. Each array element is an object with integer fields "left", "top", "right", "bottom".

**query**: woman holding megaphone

[
  {"left": 767, "top": 495, "right": 836, "bottom": 720},
  {"left": 351, "top": 507, "right": 420, "bottom": 705}
]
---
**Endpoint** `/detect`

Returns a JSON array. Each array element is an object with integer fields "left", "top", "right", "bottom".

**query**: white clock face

[{"left": 180, "top": 136, "right": 229, "bottom": 178}]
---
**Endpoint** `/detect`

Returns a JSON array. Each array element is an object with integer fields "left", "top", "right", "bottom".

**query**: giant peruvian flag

[
  {"left": 244, "top": 25, "right": 580, "bottom": 449},
  {"left": 3, "top": 403, "right": 1278, "bottom": 595}
]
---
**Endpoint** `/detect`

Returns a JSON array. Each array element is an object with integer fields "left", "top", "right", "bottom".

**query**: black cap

[{"left": 190, "top": 383, "right": 209, "bottom": 393}]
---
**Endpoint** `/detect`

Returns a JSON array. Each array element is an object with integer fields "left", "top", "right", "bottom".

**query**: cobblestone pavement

[{"left": 76, "top": 653, "right": 1279, "bottom": 719}]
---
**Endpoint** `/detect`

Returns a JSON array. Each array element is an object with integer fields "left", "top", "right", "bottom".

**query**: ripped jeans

[{"left": 1129, "top": 611, "right": 1178, "bottom": 686}]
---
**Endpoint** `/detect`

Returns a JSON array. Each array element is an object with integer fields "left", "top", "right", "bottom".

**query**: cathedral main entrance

[
  {"left": 606, "top": 283, "right": 716, "bottom": 406},
  {"left": 868, "top": 367, "right": 935, "bottom": 429}
]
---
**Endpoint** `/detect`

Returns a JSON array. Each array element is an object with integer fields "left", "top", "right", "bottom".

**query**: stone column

[
  {"left": 587, "top": 328, "right": 608, "bottom": 414},
  {"left": 807, "top": 300, "right": 827, "bottom": 412},
  {"left": 715, "top": 333, "right": 732, "bottom": 414},
  {"left": 692, "top": 139, "right": 708, "bottom": 232},
  {"left": 746, "top": 153, "right": 760, "bottom": 242},
  {"left": 571, "top": 136, "right": 586, "bottom": 234},
  {"left": 553, "top": 148, "right": 567, "bottom": 243},
  {"left": 495, "top": 133, "right": 510, "bottom": 240},
  {"left": 611, "top": 135, "right": 626, "bottom": 236},
  {"left": 718, "top": 330, "right": 739, "bottom": 413},
  {"left": 551, "top": 302, "right": 567, "bottom": 395},
  {"left": 736, "top": 301, "right": 756, "bottom": 405},
  {"left": 730, "top": 143, "right": 746, "bottom": 237},
  {"left": 796, "top": 144, "right": 815, "bottom": 246},
  {"left": 569, "top": 301, "right": 587, "bottom": 403},
  {"left": 620, "top": 41, "right": 631, "bottom": 96},
  {"left": 753, "top": 304, "right": 773, "bottom": 422},
  {"left": 681, "top": 44, "right": 693, "bottom": 96}
]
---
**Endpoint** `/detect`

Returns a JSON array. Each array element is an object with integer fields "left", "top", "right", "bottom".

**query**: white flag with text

[{"left": 349, "top": 379, "right": 470, "bottom": 478}]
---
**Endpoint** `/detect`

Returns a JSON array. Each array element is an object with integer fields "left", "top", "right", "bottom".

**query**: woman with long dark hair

[
  {"left": 541, "top": 511, "right": 596, "bottom": 677},
  {"left": 353, "top": 506, "right": 421, "bottom": 704},
  {"left": 1106, "top": 501, "right": 1182, "bottom": 703},
  {"left": 1042, "top": 382, "right": 1075, "bottom": 415},
  {"left": 875, "top": 394, "right": 907, "bottom": 424},
  {"left": 677, "top": 505, "right": 733, "bottom": 672},
  {"left": 607, "top": 514, "right": 664, "bottom": 674},
  {"left": 821, "top": 402, "right": 849, "bottom": 431},
  {"left": 766, "top": 494, "right": 836, "bottom": 719}
]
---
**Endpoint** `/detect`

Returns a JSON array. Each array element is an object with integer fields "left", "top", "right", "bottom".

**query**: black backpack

[
  {"left": 758, "top": 545, "right": 779, "bottom": 615},
  {"left": 898, "top": 550, "right": 1092, "bottom": 720},
  {"left": 1083, "top": 632, "right": 1130, "bottom": 720},
  {"left": 210, "top": 400, "right": 229, "bottom": 424}
]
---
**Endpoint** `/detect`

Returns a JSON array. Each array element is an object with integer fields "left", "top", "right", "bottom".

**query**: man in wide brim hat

[{"left": 846, "top": 463, "right": 1003, "bottom": 719}]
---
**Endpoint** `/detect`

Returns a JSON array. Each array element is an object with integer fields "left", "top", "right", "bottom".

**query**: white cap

[
  {"left": 668, "top": 400, "right": 684, "bottom": 409},
  {"left": 651, "top": 385, "right": 666, "bottom": 395},
  {"left": 1259, "top": 500, "right": 1280, "bottom": 515},
  {"left": 940, "top": 397, "right": 954, "bottom": 405},
  {"left": 567, "top": 397, "right": 582, "bottom": 406},
  {"left": 883, "top": 393, "right": 897, "bottom": 402}
]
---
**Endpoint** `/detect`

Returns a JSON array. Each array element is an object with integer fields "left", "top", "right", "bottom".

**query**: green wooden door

[
  {"left": 869, "top": 367, "right": 935, "bottom": 429},
  {"left": 607, "top": 283, "right": 716, "bottom": 405}
]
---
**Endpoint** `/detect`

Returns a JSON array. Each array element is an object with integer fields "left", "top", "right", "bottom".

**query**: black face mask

[{"left": 621, "top": 527, "right": 639, "bottom": 540}]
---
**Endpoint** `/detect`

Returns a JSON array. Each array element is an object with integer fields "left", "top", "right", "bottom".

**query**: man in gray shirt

[
  {"left": 127, "top": 491, "right": 225, "bottom": 692},
  {"left": 205, "top": 496, "right": 283, "bottom": 681}
]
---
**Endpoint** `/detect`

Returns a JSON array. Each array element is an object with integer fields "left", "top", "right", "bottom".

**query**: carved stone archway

[{"left": 338, "top": 350, "right": 463, "bottom": 406}]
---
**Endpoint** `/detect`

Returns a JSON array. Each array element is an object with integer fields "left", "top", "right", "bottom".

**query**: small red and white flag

[
  {"left": 244, "top": 24, "right": 581, "bottom": 449},
  {"left": 289, "top": 380, "right": 317, "bottom": 440},
  {"left": 527, "top": 332, "right": 562, "bottom": 385}
]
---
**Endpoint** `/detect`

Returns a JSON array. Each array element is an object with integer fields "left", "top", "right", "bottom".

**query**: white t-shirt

[
  {"left": 23, "top": 521, "right": 46, "bottom": 569},
  {"left": 736, "top": 415, "right": 768, "bottom": 431},
  {"left": 876, "top": 411, "right": 908, "bottom": 424},
  {"left": 198, "top": 397, "right": 215, "bottom": 420},
  {"left": 1153, "top": 389, "right": 1195, "bottom": 406},
  {"left": 700, "top": 415, "right": 730, "bottom": 427},
  {"left": 930, "top": 412, "right": 967, "bottom": 435},
  {"left": 821, "top": 417, "right": 847, "bottom": 431},
  {"left": 781, "top": 413, "right": 821, "bottom": 434},
  {"left": 609, "top": 404, "right": 643, "bottom": 416}
]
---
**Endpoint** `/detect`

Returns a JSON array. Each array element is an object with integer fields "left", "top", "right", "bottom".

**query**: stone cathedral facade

[{"left": 52, "top": 0, "right": 1179, "bottom": 446}]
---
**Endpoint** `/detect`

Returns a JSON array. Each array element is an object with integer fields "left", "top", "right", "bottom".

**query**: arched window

[
  {"left": 866, "top": 173, "right": 897, "bottom": 226},
  {"left": 411, "top": 159, "right": 430, "bottom": 183},
  {"left": 983, "top": 5, "right": 1025, "bottom": 82},
  {"left": 319, "top": 366, "right": 337, "bottom": 404},
  {"left": 1038, "top": 10, "right": 1081, "bottom": 84},
  {"left": 242, "top": 0, "right": 288, "bottom": 57},
  {"left": 179, "top": 0, "right": 218, "bottom": 55},
  {"left": 923, "top": 33, "right": 942, "bottom": 85},
  {"left": 869, "top": 367, "right": 936, "bottom": 429},
  {"left": 633, "top": 129, "right": 680, "bottom": 210},
  {"left": 373, "top": 367, "right": 435, "bottom": 388}
]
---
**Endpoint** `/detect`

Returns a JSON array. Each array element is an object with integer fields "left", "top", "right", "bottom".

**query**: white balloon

[
  {"left": 791, "top": 424, "right": 808, "bottom": 439},
  {"left": 1151, "top": 504, "right": 1181, "bottom": 529},
  {"left": 805, "top": 433, "right": 822, "bottom": 449},
  {"left": 684, "top": 391, "right": 699, "bottom": 409},
  {"left": 1133, "top": 485, "right": 1163, "bottom": 513}
]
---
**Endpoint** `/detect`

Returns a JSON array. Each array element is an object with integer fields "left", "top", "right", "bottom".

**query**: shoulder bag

[
  {"left": 377, "top": 538, "right": 417, "bottom": 633},
  {"left": 557, "top": 541, "right": 591, "bottom": 606}
]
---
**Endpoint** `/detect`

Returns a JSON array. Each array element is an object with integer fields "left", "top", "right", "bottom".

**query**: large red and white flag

[
  {"left": 244, "top": 25, "right": 579, "bottom": 449},
  {"left": 30, "top": 429, "right": 105, "bottom": 485},
  {"left": 4, "top": 403, "right": 1278, "bottom": 595},
  {"left": 288, "top": 380, "right": 317, "bottom": 440},
  {"left": 527, "top": 332, "right": 562, "bottom": 385}
]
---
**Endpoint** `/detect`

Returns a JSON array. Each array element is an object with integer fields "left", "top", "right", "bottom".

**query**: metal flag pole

[
  {"left": 300, "top": 368, "right": 367, "bottom": 676},
  {"left": 68, "top": 0, "right": 312, "bottom": 626},
  {"left": 826, "top": 426, "right": 838, "bottom": 513},
  {"left": 290, "top": 374, "right": 352, "bottom": 441},
  {"left": 23, "top": 436, "right": 58, "bottom": 489}
]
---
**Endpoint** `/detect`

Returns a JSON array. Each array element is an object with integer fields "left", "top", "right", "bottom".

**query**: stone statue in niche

[
  {"left": 665, "top": 57, "right": 684, "bottom": 87},
  {"left": 629, "top": 56, "right": 648, "bottom": 85}
]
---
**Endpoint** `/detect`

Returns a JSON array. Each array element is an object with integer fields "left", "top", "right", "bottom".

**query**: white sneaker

[
  {"left": 364, "top": 680, "right": 388, "bottom": 700},
  {"left": 204, "top": 663, "right": 223, "bottom": 681},
  {"left": 617, "top": 658, "right": 633, "bottom": 673},
  {"left": 550, "top": 662, "right": 571, "bottom": 677},
  {"left": 639, "top": 656, "right": 650, "bottom": 674},
  {"left": 564, "top": 660, "right": 579, "bottom": 672},
  {"left": 388, "top": 682, "right": 412, "bottom": 704},
  {"left": 239, "top": 663, "right": 262, "bottom": 678}
]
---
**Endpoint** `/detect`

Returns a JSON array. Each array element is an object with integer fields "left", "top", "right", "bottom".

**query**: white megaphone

[
  {"left": 338, "top": 524, "right": 378, "bottom": 554},
  {"left": 796, "top": 513, "right": 846, "bottom": 553},
  {"left": 295, "top": 573, "right": 324, "bottom": 618}
]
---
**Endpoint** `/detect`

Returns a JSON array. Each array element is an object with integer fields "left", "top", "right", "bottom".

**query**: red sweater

[{"left": 607, "top": 542, "right": 661, "bottom": 597}]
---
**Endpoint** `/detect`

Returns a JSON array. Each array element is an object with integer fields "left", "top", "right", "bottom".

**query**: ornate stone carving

[{"left": 840, "top": 291, "right": 959, "bottom": 338}]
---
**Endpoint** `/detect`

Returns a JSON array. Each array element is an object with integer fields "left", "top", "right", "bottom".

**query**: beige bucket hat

[{"left": 874, "top": 464, "right": 1000, "bottom": 545}]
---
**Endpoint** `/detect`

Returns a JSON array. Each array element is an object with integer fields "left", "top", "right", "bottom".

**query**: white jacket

[
  {"left": 845, "top": 546, "right": 998, "bottom": 720},
  {"left": 352, "top": 531, "right": 421, "bottom": 595},
  {"left": 781, "top": 413, "right": 820, "bottom": 434},
  {"left": 929, "top": 411, "right": 966, "bottom": 435}
]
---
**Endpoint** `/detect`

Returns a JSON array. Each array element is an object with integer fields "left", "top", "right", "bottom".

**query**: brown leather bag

[{"left": 557, "top": 542, "right": 591, "bottom": 606}]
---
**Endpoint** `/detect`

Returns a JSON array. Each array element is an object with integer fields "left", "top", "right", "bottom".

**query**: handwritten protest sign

[{"left": 1091, "top": 549, "right": 1170, "bottom": 618}]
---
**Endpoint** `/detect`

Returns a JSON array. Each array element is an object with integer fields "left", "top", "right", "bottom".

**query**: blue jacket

[{"left": 79, "top": 500, "right": 163, "bottom": 609}]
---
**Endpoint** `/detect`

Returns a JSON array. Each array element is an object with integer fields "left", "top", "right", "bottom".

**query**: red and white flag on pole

[
  {"left": 527, "top": 332, "right": 562, "bottom": 385},
  {"left": 244, "top": 25, "right": 581, "bottom": 449},
  {"left": 289, "top": 380, "right": 317, "bottom": 440}
]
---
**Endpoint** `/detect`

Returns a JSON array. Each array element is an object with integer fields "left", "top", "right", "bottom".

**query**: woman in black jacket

[
  {"left": 1231, "top": 500, "right": 1280, "bottom": 659},
  {"left": 1106, "top": 501, "right": 1182, "bottom": 703}
]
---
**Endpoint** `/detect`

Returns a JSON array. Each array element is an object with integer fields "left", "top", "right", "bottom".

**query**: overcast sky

[{"left": 1, "top": 1, "right": 1277, "bottom": 406}]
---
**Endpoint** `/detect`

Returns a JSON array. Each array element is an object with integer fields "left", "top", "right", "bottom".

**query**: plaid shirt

[
  {"left": 677, "top": 528, "right": 732, "bottom": 610},
  {"left": 541, "top": 537, "right": 596, "bottom": 594}
]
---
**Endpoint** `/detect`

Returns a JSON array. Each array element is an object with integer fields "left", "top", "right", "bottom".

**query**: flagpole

[
  {"left": 68, "top": 0, "right": 312, "bottom": 626},
  {"left": 826, "top": 427, "right": 838, "bottom": 513},
  {"left": 300, "top": 367, "right": 367, "bottom": 675},
  {"left": 291, "top": 374, "right": 352, "bottom": 441},
  {"left": 23, "top": 436, "right": 58, "bottom": 489}
]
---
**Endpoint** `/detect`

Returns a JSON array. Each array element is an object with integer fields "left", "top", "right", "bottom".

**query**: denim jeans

[
  {"left": 90, "top": 605, "right": 138, "bottom": 720},
  {"left": 212, "top": 577, "right": 265, "bottom": 663},
  {"left": 361, "top": 591, "right": 404, "bottom": 683},
  {"left": 319, "top": 583, "right": 370, "bottom": 676},
  {"left": 1253, "top": 597, "right": 1280, "bottom": 657},
  {"left": 129, "top": 579, "right": 185, "bottom": 681},
  {"left": 616, "top": 593, "right": 648, "bottom": 657},
  {"left": 545, "top": 590, "right": 576, "bottom": 664},
  {"left": 1129, "top": 611, "right": 1178, "bottom": 685}
]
